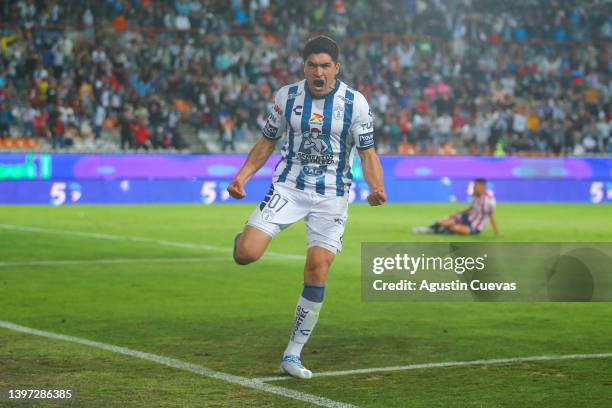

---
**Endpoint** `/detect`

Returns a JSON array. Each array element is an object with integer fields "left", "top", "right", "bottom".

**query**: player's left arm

[
  {"left": 358, "top": 147, "right": 386, "bottom": 206},
  {"left": 489, "top": 211, "right": 500, "bottom": 237},
  {"left": 351, "top": 93, "right": 386, "bottom": 206}
]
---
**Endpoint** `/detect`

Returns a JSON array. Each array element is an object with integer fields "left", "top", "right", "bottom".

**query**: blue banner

[{"left": 0, "top": 154, "right": 610, "bottom": 205}]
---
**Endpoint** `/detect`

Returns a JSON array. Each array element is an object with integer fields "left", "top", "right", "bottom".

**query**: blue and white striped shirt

[{"left": 262, "top": 79, "right": 374, "bottom": 196}]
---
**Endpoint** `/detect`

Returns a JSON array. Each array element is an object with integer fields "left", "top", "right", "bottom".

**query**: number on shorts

[{"left": 267, "top": 193, "right": 288, "bottom": 212}]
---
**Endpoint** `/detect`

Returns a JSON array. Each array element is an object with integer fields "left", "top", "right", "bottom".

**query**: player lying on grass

[
  {"left": 412, "top": 178, "right": 500, "bottom": 237},
  {"left": 227, "top": 35, "right": 386, "bottom": 379}
]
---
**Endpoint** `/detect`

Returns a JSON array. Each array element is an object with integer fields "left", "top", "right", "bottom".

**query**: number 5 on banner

[
  {"left": 201, "top": 181, "right": 217, "bottom": 204},
  {"left": 50, "top": 182, "right": 66, "bottom": 206},
  {"left": 590, "top": 182, "right": 603, "bottom": 204}
]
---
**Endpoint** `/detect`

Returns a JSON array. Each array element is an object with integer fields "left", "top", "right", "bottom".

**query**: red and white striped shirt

[{"left": 468, "top": 191, "right": 496, "bottom": 231}]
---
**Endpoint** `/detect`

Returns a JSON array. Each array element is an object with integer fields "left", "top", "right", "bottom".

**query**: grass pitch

[{"left": 1, "top": 203, "right": 611, "bottom": 407}]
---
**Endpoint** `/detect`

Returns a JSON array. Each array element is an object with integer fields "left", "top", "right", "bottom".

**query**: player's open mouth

[{"left": 313, "top": 79, "right": 325, "bottom": 88}]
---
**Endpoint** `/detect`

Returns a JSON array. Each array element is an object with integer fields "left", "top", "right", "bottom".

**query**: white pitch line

[
  {"left": 255, "top": 352, "right": 612, "bottom": 382},
  {"left": 0, "top": 257, "right": 231, "bottom": 267},
  {"left": 0, "top": 320, "right": 357, "bottom": 408},
  {"left": 0, "top": 223, "right": 304, "bottom": 261}
]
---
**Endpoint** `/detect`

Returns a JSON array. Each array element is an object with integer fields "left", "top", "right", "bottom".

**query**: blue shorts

[{"left": 454, "top": 213, "right": 480, "bottom": 235}]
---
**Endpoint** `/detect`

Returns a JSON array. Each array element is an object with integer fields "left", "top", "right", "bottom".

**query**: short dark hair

[
  {"left": 303, "top": 35, "right": 339, "bottom": 62},
  {"left": 474, "top": 178, "right": 487, "bottom": 185}
]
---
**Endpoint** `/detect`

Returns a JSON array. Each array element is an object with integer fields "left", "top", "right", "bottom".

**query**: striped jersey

[
  {"left": 468, "top": 191, "right": 496, "bottom": 231},
  {"left": 262, "top": 79, "right": 374, "bottom": 196}
]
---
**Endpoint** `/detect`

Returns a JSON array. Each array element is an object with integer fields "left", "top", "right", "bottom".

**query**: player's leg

[
  {"left": 234, "top": 183, "right": 302, "bottom": 265},
  {"left": 303, "top": 246, "right": 335, "bottom": 284},
  {"left": 437, "top": 215, "right": 457, "bottom": 227},
  {"left": 413, "top": 216, "right": 451, "bottom": 234},
  {"left": 281, "top": 246, "right": 335, "bottom": 379},
  {"left": 413, "top": 215, "right": 456, "bottom": 234},
  {"left": 448, "top": 224, "right": 471, "bottom": 235},
  {"left": 233, "top": 225, "right": 272, "bottom": 265},
  {"left": 428, "top": 214, "right": 462, "bottom": 233},
  {"left": 281, "top": 197, "right": 345, "bottom": 379}
]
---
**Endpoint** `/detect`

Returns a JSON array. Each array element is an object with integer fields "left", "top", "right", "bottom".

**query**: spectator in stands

[
  {"left": 49, "top": 102, "right": 63, "bottom": 149},
  {"left": 167, "top": 105, "right": 181, "bottom": 147},
  {"left": 220, "top": 114, "right": 235, "bottom": 152},
  {"left": 148, "top": 97, "right": 164, "bottom": 148},
  {"left": 0, "top": 103, "right": 12, "bottom": 138},
  {"left": 22, "top": 102, "right": 37, "bottom": 137},
  {"left": 119, "top": 106, "right": 135, "bottom": 150},
  {"left": 133, "top": 118, "right": 151, "bottom": 150},
  {"left": 93, "top": 104, "right": 106, "bottom": 140}
]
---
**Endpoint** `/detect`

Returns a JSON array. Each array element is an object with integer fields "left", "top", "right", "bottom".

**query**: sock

[{"left": 284, "top": 284, "right": 325, "bottom": 358}]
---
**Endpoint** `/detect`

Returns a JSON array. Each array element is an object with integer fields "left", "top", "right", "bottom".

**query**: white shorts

[{"left": 247, "top": 183, "right": 349, "bottom": 254}]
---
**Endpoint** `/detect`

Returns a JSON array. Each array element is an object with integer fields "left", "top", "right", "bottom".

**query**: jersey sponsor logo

[
  {"left": 262, "top": 121, "right": 279, "bottom": 139},
  {"left": 333, "top": 104, "right": 344, "bottom": 120},
  {"left": 303, "top": 165, "right": 324, "bottom": 177},
  {"left": 337, "top": 94, "right": 353, "bottom": 105},
  {"left": 297, "top": 129, "right": 334, "bottom": 165},
  {"left": 333, "top": 217, "right": 345, "bottom": 226},
  {"left": 293, "top": 105, "right": 302, "bottom": 116},
  {"left": 308, "top": 113, "right": 324, "bottom": 126},
  {"left": 287, "top": 90, "right": 303, "bottom": 100},
  {"left": 297, "top": 153, "right": 334, "bottom": 165},
  {"left": 359, "top": 132, "right": 374, "bottom": 147}
]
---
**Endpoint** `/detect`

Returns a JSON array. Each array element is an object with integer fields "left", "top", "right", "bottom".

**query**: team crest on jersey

[
  {"left": 261, "top": 207, "right": 275, "bottom": 221},
  {"left": 308, "top": 113, "right": 324, "bottom": 126},
  {"left": 333, "top": 105, "right": 344, "bottom": 120},
  {"left": 297, "top": 129, "right": 334, "bottom": 165}
]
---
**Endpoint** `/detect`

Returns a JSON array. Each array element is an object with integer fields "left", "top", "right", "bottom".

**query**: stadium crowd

[{"left": 0, "top": 0, "right": 610, "bottom": 154}]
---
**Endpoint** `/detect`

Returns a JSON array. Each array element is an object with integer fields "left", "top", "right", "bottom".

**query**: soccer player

[
  {"left": 412, "top": 178, "right": 500, "bottom": 236},
  {"left": 227, "top": 35, "right": 386, "bottom": 379}
]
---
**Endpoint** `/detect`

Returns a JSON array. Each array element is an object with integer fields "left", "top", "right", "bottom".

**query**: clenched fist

[
  {"left": 367, "top": 187, "right": 387, "bottom": 206},
  {"left": 227, "top": 180, "right": 246, "bottom": 199}
]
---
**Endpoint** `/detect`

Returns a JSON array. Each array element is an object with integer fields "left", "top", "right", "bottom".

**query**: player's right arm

[
  {"left": 227, "top": 88, "right": 288, "bottom": 199},
  {"left": 227, "top": 137, "right": 277, "bottom": 199}
]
